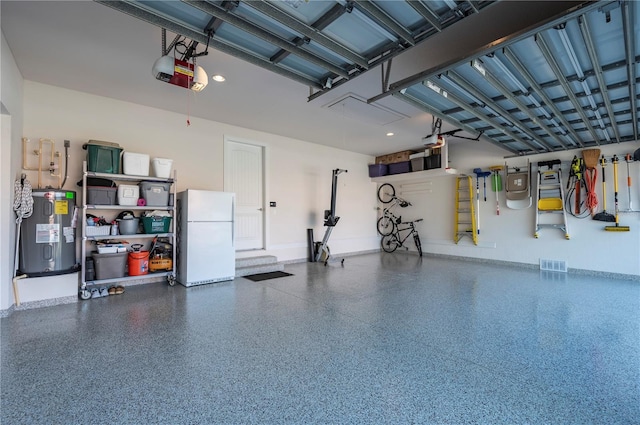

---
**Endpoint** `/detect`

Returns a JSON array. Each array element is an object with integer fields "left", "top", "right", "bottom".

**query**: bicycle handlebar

[{"left": 389, "top": 195, "right": 411, "bottom": 207}]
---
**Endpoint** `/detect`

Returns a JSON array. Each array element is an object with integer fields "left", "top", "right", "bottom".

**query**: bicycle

[
  {"left": 381, "top": 218, "right": 423, "bottom": 257},
  {"left": 377, "top": 183, "right": 411, "bottom": 236}
]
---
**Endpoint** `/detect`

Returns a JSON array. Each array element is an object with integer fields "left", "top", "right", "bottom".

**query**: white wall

[
  {"left": 15, "top": 81, "right": 379, "bottom": 304},
  {"left": 1, "top": 31, "right": 25, "bottom": 311},
  {"left": 3, "top": 45, "right": 638, "bottom": 311},
  {"left": 383, "top": 141, "right": 640, "bottom": 276}
]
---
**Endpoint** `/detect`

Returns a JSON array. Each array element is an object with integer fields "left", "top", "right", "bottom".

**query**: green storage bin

[
  {"left": 84, "top": 140, "right": 122, "bottom": 174},
  {"left": 141, "top": 216, "right": 172, "bottom": 234}
]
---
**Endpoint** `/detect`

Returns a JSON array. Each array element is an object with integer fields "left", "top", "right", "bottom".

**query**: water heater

[{"left": 18, "top": 189, "right": 78, "bottom": 277}]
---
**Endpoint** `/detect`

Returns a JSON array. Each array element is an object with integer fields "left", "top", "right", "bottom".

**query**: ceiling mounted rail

[
  {"left": 95, "top": 0, "right": 323, "bottom": 88},
  {"left": 621, "top": 0, "right": 639, "bottom": 141},
  {"left": 502, "top": 46, "right": 586, "bottom": 148},
  {"left": 555, "top": 25, "right": 611, "bottom": 141},
  {"left": 385, "top": 0, "right": 640, "bottom": 156},
  {"left": 472, "top": 58, "right": 571, "bottom": 150},
  {"left": 442, "top": 72, "right": 552, "bottom": 152},
  {"left": 352, "top": 0, "right": 415, "bottom": 46},
  {"left": 95, "top": 0, "right": 495, "bottom": 101},
  {"left": 246, "top": 1, "right": 368, "bottom": 69},
  {"left": 94, "top": 0, "right": 637, "bottom": 156},
  {"left": 406, "top": 1, "right": 443, "bottom": 32},
  {"left": 182, "top": 0, "right": 351, "bottom": 79},
  {"left": 485, "top": 54, "right": 576, "bottom": 149},
  {"left": 396, "top": 91, "right": 517, "bottom": 155},
  {"left": 535, "top": 32, "right": 603, "bottom": 146},
  {"left": 425, "top": 77, "right": 544, "bottom": 155},
  {"left": 578, "top": 15, "right": 621, "bottom": 143}
]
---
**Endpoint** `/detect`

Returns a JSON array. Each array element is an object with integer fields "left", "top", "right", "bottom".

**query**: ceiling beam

[
  {"left": 94, "top": 0, "right": 323, "bottom": 89},
  {"left": 309, "top": 1, "right": 496, "bottom": 102},
  {"left": 352, "top": 0, "right": 415, "bottom": 46},
  {"left": 579, "top": 15, "right": 621, "bottom": 143},
  {"left": 502, "top": 46, "right": 585, "bottom": 148},
  {"left": 473, "top": 59, "right": 571, "bottom": 149},
  {"left": 312, "top": 3, "right": 348, "bottom": 31},
  {"left": 535, "top": 32, "right": 602, "bottom": 145},
  {"left": 368, "top": 1, "right": 597, "bottom": 104},
  {"left": 406, "top": 1, "right": 442, "bottom": 32},
  {"left": 424, "top": 78, "right": 545, "bottom": 153},
  {"left": 444, "top": 71, "right": 555, "bottom": 151},
  {"left": 465, "top": 1, "right": 481, "bottom": 14},
  {"left": 622, "top": 0, "right": 638, "bottom": 141},
  {"left": 246, "top": 0, "right": 369, "bottom": 69},
  {"left": 395, "top": 92, "right": 521, "bottom": 155},
  {"left": 182, "top": 0, "right": 350, "bottom": 79}
]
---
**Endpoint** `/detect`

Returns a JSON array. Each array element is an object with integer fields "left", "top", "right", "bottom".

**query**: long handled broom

[
  {"left": 625, "top": 153, "right": 633, "bottom": 211},
  {"left": 605, "top": 155, "right": 630, "bottom": 231},
  {"left": 593, "top": 155, "right": 616, "bottom": 222},
  {"left": 473, "top": 168, "right": 491, "bottom": 234},
  {"left": 489, "top": 165, "right": 504, "bottom": 215}
]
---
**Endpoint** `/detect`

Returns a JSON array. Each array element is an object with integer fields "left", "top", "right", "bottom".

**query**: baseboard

[
  {"left": 422, "top": 252, "right": 640, "bottom": 281},
  {"left": 0, "top": 304, "right": 16, "bottom": 318},
  {"left": 12, "top": 295, "right": 78, "bottom": 313},
  {"left": 280, "top": 249, "right": 381, "bottom": 265}
]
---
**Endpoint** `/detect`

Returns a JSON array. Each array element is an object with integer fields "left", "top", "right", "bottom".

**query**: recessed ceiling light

[
  {"left": 212, "top": 74, "right": 226, "bottom": 82},
  {"left": 386, "top": 132, "right": 394, "bottom": 136}
]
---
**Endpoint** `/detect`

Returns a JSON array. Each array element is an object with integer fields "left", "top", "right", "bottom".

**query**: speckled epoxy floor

[{"left": 2, "top": 252, "right": 639, "bottom": 424}]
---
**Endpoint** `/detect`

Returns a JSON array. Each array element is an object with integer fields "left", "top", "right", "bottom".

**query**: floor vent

[{"left": 540, "top": 259, "right": 568, "bottom": 273}]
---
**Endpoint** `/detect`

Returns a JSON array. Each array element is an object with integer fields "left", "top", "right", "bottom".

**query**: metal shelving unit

[{"left": 79, "top": 161, "right": 177, "bottom": 299}]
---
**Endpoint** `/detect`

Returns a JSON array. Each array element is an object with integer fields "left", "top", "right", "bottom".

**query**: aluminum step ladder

[
  {"left": 454, "top": 175, "right": 477, "bottom": 245},
  {"left": 534, "top": 160, "right": 569, "bottom": 239}
]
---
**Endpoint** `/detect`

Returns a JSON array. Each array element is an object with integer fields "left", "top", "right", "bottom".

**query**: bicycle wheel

[
  {"left": 413, "top": 233, "right": 423, "bottom": 257},
  {"left": 377, "top": 183, "right": 395, "bottom": 204},
  {"left": 381, "top": 234, "right": 399, "bottom": 252},
  {"left": 377, "top": 215, "right": 395, "bottom": 236}
]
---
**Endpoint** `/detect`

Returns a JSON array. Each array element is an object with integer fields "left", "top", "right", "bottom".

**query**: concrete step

[
  {"left": 235, "top": 255, "right": 283, "bottom": 277},
  {"left": 236, "top": 255, "right": 278, "bottom": 268}
]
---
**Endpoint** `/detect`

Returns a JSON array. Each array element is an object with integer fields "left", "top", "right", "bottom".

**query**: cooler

[{"left": 123, "top": 152, "right": 150, "bottom": 176}]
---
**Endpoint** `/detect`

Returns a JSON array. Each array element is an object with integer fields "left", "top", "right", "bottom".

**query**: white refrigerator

[{"left": 176, "top": 190, "right": 235, "bottom": 287}]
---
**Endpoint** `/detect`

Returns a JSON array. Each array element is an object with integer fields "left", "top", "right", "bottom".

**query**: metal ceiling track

[
  {"left": 95, "top": 0, "right": 493, "bottom": 100},
  {"left": 94, "top": 0, "right": 638, "bottom": 157},
  {"left": 95, "top": 0, "right": 323, "bottom": 88},
  {"left": 379, "top": 0, "right": 639, "bottom": 156},
  {"left": 396, "top": 92, "right": 521, "bottom": 155}
]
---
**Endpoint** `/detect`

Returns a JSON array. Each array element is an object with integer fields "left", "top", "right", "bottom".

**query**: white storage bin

[
  {"left": 123, "top": 152, "right": 150, "bottom": 176},
  {"left": 97, "top": 244, "right": 127, "bottom": 254},
  {"left": 151, "top": 158, "right": 173, "bottom": 178},
  {"left": 85, "top": 226, "right": 112, "bottom": 237},
  {"left": 118, "top": 184, "right": 140, "bottom": 206}
]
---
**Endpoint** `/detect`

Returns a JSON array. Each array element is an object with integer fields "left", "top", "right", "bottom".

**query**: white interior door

[{"left": 224, "top": 138, "right": 264, "bottom": 251}]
